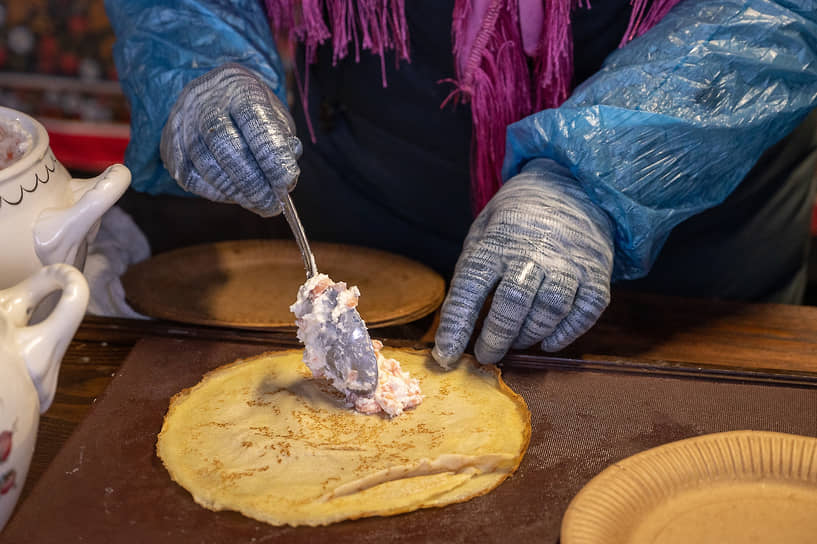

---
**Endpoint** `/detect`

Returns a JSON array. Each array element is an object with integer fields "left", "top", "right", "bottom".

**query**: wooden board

[
  {"left": 122, "top": 240, "right": 445, "bottom": 330},
  {"left": 3, "top": 337, "right": 816, "bottom": 543}
]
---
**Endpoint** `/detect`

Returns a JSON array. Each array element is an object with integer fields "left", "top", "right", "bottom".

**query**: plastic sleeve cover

[
  {"left": 105, "top": 0, "right": 287, "bottom": 195},
  {"left": 502, "top": 0, "right": 817, "bottom": 280}
]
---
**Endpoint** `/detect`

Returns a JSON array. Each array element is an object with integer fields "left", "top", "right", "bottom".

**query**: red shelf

[{"left": 42, "top": 118, "right": 129, "bottom": 173}]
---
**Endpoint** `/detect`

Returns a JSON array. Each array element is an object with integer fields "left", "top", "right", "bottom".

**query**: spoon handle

[{"left": 281, "top": 192, "right": 318, "bottom": 279}]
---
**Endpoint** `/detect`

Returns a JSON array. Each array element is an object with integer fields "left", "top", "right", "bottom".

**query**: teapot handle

[
  {"left": 33, "top": 164, "right": 131, "bottom": 267},
  {"left": 0, "top": 264, "right": 89, "bottom": 413}
]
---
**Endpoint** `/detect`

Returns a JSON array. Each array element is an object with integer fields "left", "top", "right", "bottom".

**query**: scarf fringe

[
  {"left": 533, "top": 0, "right": 580, "bottom": 111},
  {"left": 620, "top": 0, "right": 683, "bottom": 46},
  {"left": 266, "top": 0, "right": 410, "bottom": 143},
  {"left": 265, "top": 0, "right": 409, "bottom": 74},
  {"left": 265, "top": 0, "right": 682, "bottom": 214},
  {"left": 446, "top": 0, "right": 532, "bottom": 211}
]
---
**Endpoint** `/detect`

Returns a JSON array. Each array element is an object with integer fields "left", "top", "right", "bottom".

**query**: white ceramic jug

[
  {"left": 0, "top": 106, "right": 130, "bottom": 289},
  {"left": 0, "top": 263, "right": 89, "bottom": 531}
]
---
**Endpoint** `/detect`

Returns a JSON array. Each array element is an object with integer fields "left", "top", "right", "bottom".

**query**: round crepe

[{"left": 156, "top": 348, "right": 531, "bottom": 527}]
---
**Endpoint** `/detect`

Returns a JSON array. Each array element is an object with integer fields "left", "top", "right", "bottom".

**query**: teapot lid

[{"left": 0, "top": 107, "right": 48, "bottom": 184}]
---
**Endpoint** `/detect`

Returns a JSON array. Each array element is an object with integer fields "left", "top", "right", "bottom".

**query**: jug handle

[
  {"left": 0, "top": 264, "right": 89, "bottom": 413},
  {"left": 33, "top": 164, "right": 131, "bottom": 266}
]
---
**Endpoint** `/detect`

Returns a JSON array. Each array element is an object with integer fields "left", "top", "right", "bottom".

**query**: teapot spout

[{"left": 34, "top": 164, "right": 131, "bottom": 270}]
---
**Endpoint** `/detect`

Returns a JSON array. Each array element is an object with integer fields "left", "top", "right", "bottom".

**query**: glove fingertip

[
  {"left": 286, "top": 168, "right": 299, "bottom": 192},
  {"left": 539, "top": 317, "right": 584, "bottom": 353},
  {"left": 288, "top": 136, "right": 303, "bottom": 159},
  {"left": 255, "top": 204, "right": 282, "bottom": 218},
  {"left": 473, "top": 338, "right": 504, "bottom": 365},
  {"left": 539, "top": 335, "right": 568, "bottom": 353},
  {"left": 431, "top": 343, "right": 463, "bottom": 369}
]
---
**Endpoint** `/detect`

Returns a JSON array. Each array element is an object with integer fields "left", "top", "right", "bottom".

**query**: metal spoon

[
  {"left": 281, "top": 193, "right": 379, "bottom": 395},
  {"left": 281, "top": 192, "right": 317, "bottom": 279}
]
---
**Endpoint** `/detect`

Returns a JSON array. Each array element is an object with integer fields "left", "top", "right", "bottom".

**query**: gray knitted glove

[
  {"left": 160, "top": 63, "right": 302, "bottom": 217},
  {"left": 433, "top": 158, "right": 615, "bottom": 366}
]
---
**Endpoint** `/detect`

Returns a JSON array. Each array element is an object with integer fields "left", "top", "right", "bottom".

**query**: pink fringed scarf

[{"left": 263, "top": 0, "right": 683, "bottom": 212}]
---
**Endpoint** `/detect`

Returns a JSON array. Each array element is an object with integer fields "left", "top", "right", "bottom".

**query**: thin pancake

[{"left": 156, "top": 348, "right": 530, "bottom": 527}]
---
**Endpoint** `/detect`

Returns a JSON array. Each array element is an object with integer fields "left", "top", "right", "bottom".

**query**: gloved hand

[
  {"left": 432, "top": 158, "right": 615, "bottom": 367},
  {"left": 160, "top": 63, "right": 302, "bottom": 217}
]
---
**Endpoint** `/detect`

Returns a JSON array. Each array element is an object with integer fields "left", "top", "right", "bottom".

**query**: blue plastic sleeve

[
  {"left": 503, "top": 0, "right": 817, "bottom": 280},
  {"left": 105, "top": 0, "right": 287, "bottom": 195}
]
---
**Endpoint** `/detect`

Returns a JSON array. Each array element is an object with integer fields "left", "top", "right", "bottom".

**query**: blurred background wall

[{"left": 0, "top": 0, "right": 129, "bottom": 172}]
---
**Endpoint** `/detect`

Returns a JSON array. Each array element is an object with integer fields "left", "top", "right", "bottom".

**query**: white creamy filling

[
  {"left": 348, "top": 340, "right": 423, "bottom": 418},
  {"left": 290, "top": 273, "right": 423, "bottom": 417}
]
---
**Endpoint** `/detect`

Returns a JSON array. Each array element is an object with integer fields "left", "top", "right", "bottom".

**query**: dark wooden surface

[{"left": 21, "top": 290, "right": 817, "bottom": 508}]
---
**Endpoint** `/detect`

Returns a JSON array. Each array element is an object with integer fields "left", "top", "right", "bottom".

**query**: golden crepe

[{"left": 156, "top": 347, "right": 530, "bottom": 527}]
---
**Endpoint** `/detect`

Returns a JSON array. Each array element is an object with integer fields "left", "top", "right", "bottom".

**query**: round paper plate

[
  {"left": 121, "top": 239, "right": 445, "bottom": 330},
  {"left": 561, "top": 430, "right": 817, "bottom": 544}
]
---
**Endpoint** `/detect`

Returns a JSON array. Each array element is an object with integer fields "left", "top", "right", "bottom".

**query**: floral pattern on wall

[{"left": 0, "top": 0, "right": 130, "bottom": 124}]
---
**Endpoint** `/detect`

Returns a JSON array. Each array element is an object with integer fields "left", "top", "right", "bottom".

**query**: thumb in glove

[
  {"left": 432, "top": 158, "right": 615, "bottom": 367},
  {"left": 160, "top": 63, "right": 302, "bottom": 217}
]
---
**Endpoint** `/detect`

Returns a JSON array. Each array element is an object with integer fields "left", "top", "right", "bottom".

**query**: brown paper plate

[
  {"left": 561, "top": 430, "right": 817, "bottom": 544},
  {"left": 122, "top": 239, "right": 445, "bottom": 330}
]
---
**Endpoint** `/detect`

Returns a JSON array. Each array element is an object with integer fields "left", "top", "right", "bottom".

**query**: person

[{"left": 102, "top": 0, "right": 817, "bottom": 366}]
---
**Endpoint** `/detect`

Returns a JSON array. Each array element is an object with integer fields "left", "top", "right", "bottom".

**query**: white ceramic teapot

[
  {"left": 0, "top": 106, "right": 130, "bottom": 289},
  {"left": 0, "top": 263, "right": 89, "bottom": 531}
]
